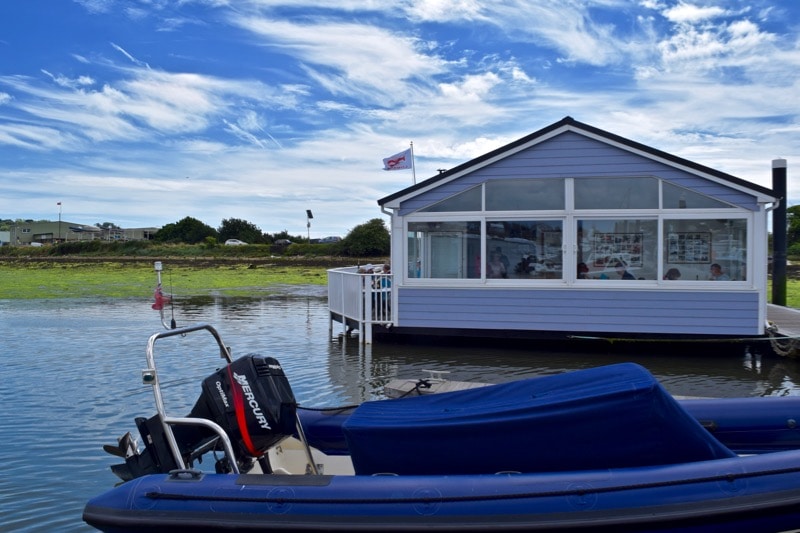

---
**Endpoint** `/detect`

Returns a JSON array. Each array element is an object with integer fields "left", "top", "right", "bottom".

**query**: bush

[{"left": 339, "top": 218, "right": 390, "bottom": 256}]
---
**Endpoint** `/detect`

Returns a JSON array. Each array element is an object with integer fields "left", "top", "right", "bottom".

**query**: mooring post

[{"left": 772, "top": 158, "right": 788, "bottom": 307}]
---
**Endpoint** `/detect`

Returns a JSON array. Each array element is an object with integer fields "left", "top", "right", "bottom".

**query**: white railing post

[{"left": 327, "top": 266, "right": 393, "bottom": 345}]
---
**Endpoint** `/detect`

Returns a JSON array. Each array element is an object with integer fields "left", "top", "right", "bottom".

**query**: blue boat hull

[
  {"left": 84, "top": 361, "right": 800, "bottom": 531},
  {"left": 84, "top": 450, "right": 800, "bottom": 532}
]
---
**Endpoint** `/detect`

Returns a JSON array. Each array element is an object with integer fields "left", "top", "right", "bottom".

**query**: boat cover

[{"left": 342, "top": 363, "right": 736, "bottom": 475}]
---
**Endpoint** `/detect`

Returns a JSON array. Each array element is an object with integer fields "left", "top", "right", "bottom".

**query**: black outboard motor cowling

[
  {"left": 189, "top": 355, "right": 297, "bottom": 459},
  {"left": 105, "top": 355, "right": 297, "bottom": 481}
]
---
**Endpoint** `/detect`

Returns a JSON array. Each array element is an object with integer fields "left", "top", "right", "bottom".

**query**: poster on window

[
  {"left": 667, "top": 232, "right": 710, "bottom": 264},
  {"left": 592, "top": 233, "right": 643, "bottom": 267}
]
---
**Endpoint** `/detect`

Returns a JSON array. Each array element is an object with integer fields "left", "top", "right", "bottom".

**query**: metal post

[{"left": 772, "top": 159, "right": 788, "bottom": 306}]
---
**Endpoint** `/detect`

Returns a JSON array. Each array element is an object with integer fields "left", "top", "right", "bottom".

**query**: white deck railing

[{"left": 327, "top": 267, "right": 393, "bottom": 344}]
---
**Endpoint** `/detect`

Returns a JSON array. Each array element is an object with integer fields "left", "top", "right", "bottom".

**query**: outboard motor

[
  {"left": 191, "top": 354, "right": 297, "bottom": 458},
  {"left": 105, "top": 355, "right": 297, "bottom": 481}
]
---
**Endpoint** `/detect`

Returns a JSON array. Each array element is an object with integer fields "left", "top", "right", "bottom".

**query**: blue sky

[{"left": 1, "top": 1, "right": 798, "bottom": 238}]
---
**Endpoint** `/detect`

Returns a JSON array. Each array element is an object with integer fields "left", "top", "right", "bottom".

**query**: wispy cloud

[
  {"left": 0, "top": 0, "right": 797, "bottom": 232},
  {"left": 110, "top": 42, "right": 151, "bottom": 69}
]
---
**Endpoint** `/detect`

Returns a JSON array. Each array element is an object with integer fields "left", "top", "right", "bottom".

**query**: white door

[{"left": 427, "top": 232, "right": 464, "bottom": 278}]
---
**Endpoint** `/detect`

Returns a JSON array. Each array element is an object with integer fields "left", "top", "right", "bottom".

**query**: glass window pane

[
  {"left": 487, "top": 220, "right": 563, "bottom": 279},
  {"left": 486, "top": 179, "right": 565, "bottom": 211},
  {"left": 407, "top": 221, "right": 481, "bottom": 278},
  {"left": 420, "top": 186, "right": 482, "bottom": 212},
  {"left": 663, "top": 182, "right": 732, "bottom": 209},
  {"left": 575, "top": 177, "right": 659, "bottom": 209},
  {"left": 663, "top": 219, "right": 747, "bottom": 281},
  {"left": 576, "top": 218, "right": 657, "bottom": 280}
]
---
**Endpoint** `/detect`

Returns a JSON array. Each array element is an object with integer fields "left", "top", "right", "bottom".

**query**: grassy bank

[
  {"left": 0, "top": 261, "right": 330, "bottom": 299},
  {"left": 2, "top": 258, "right": 800, "bottom": 308}
]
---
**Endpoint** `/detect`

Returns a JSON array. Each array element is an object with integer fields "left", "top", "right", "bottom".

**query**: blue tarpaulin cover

[{"left": 342, "top": 363, "right": 735, "bottom": 475}]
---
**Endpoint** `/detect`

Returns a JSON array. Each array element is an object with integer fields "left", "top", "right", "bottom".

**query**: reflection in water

[
  {"left": 2, "top": 291, "right": 800, "bottom": 531},
  {"left": 335, "top": 339, "right": 800, "bottom": 401}
]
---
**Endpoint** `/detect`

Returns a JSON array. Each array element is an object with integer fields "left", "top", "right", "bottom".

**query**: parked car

[
  {"left": 224, "top": 239, "right": 247, "bottom": 246},
  {"left": 319, "top": 236, "right": 341, "bottom": 243},
  {"left": 275, "top": 239, "right": 292, "bottom": 245}
]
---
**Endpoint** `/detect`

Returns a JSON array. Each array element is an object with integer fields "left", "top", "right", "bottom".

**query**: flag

[{"left": 383, "top": 148, "right": 412, "bottom": 171}]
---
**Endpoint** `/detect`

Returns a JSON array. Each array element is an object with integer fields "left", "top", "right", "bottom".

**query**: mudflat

[{"left": 0, "top": 256, "right": 370, "bottom": 299}]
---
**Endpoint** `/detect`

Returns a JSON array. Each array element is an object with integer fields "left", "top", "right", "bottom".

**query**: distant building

[{"left": 9, "top": 221, "right": 159, "bottom": 245}]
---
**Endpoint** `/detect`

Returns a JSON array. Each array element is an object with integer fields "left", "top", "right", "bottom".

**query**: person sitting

[
  {"left": 487, "top": 252, "right": 507, "bottom": 278},
  {"left": 614, "top": 260, "right": 635, "bottom": 280},
  {"left": 709, "top": 263, "right": 730, "bottom": 281},
  {"left": 577, "top": 262, "right": 590, "bottom": 279},
  {"left": 515, "top": 254, "right": 534, "bottom": 275},
  {"left": 494, "top": 246, "right": 510, "bottom": 272},
  {"left": 663, "top": 268, "right": 681, "bottom": 280}
]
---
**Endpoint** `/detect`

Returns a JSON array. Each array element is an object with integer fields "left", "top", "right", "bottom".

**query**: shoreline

[
  {"left": 0, "top": 255, "right": 371, "bottom": 268},
  {"left": 0, "top": 257, "right": 377, "bottom": 299}
]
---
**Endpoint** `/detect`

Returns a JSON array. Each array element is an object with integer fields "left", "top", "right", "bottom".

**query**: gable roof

[{"left": 378, "top": 116, "right": 775, "bottom": 207}]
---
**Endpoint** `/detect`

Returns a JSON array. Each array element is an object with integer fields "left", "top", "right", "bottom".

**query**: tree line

[{"left": 155, "top": 216, "right": 390, "bottom": 256}]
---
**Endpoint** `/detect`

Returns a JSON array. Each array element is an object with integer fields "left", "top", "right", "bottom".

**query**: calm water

[{"left": 3, "top": 287, "right": 800, "bottom": 532}]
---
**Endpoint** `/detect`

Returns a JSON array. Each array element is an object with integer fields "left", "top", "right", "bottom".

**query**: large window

[
  {"left": 420, "top": 186, "right": 482, "bottom": 212},
  {"left": 407, "top": 221, "right": 481, "bottom": 278},
  {"left": 486, "top": 179, "right": 565, "bottom": 211},
  {"left": 576, "top": 219, "right": 658, "bottom": 280},
  {"left": 663, "top": 219, "right": 747, "bottom": 281},
  {"left": 575, "top": 177, "right": 659, "bottom": 209},
  {"left": 662, "top": 182, "right": 732, "bottom": 209},
  {"left": 487, "top": 220, "right": 563, "bottom": 279},
  {"left": 405, "top": 177, "right": 753, "bottom": 285}
]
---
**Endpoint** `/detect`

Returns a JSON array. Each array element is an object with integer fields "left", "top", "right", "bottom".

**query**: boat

[{"left": 84, "top": 322, "right": 800, "bottom": 532}]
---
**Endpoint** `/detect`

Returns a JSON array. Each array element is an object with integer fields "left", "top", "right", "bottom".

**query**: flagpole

[{"left": 410, "top": 141, "right": 416, "bottom": 185}]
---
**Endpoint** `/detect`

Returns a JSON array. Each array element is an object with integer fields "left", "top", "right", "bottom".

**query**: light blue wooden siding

[
  {"left": 399, "top": 132, "right": 757, "bottom": 215},
  {"left": 397, "top": 288, "right": 761, "bottom": 336}
]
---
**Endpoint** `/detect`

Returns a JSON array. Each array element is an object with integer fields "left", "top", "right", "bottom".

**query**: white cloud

[
  {"left": 438, "top": 72, "right": 500, "bottom": 102},
  {"left": 405, "top": 0, "right": 486, "bottom": 22},
  {"left": 230, "top": 15, "right": 447, "bottom": 105},
  {"left": 41, "top": 70, "right": 95, "bottom": 89},
  {"left": 0, "top": 123, "right": 80, "bottom": 151},
  {"left": 110, "top": 42, "right": 151, "bottom": 69},
  {"left": 469, "top": 1, "right": 625, "bottom": 66},
  {"left": 662, "top": 2, "right": 727, "bottom": 23}
]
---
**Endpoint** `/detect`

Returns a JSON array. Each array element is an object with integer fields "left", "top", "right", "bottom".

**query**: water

[{"left": 3, "top": 288, "right": 800, "bottom": 532}]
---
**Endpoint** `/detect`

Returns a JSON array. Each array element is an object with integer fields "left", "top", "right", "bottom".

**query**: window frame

[{"left": 401, "top": 177, "right": 752, "bottom": 287}]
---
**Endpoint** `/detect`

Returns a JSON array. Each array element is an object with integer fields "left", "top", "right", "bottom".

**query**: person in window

[
  {"left": 515, "top": 254, "right": 535, "bottom": 275},
  {"left": 487, "top": 252, "right": 507, "bottom": 278},
  {"left": 577, "top": 262, "right": 590, "bottom": 279},
  {"left": 709, "top": 263, "right": 730, "bottom": 281},
  {"left": 614, "top": 260, "right": 635, "bottom": 280},
  {"left": 494, "top": 246, "right": 510, "bottom": 272},
  {"left": 663, "top": 268, "right": 681, "bottom": 280}
]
